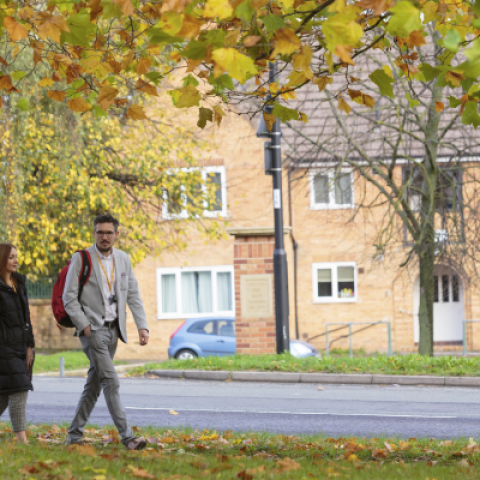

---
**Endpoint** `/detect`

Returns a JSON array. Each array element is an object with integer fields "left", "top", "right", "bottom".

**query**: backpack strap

[{"left": 77, "top": 250, "right": 92, "bottom": 302}]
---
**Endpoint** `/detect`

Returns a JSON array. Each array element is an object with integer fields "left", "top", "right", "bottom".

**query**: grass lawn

[
  {"left": 34, "top": 351, "right": 126, "bottom": 373},
  {"left": 0, "top": 423, "right": 479, "bottom": 479},
  {"left": 128, "top": 353, "right": 480, "bottom": 377}
]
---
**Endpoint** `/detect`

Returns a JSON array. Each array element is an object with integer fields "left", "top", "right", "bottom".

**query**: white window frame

[
  {"left": 310, "top": 169, "right": 354, "bottom": 210},
  {"left": 312, "top": 262, "right": 358, "bottom": 304},
  {"left": 162, "top": 166, "right": 227, "bottom": 219},
  {"left": 156, "top": 265, "right": 235, "bottom": 319}
]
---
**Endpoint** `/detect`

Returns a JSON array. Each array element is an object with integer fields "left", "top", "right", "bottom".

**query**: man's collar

[{"left": 94, "top": 243, "right": 113, "bottom": 259}]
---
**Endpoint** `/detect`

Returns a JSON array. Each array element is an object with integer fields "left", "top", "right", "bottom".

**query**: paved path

[{"left": 13, "top": 376, "right": 480, "bottom": 439}]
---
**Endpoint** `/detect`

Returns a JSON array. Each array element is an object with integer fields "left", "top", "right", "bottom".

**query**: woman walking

[{"left": 0, "top": 243, "right": 35, "bottom": 444}]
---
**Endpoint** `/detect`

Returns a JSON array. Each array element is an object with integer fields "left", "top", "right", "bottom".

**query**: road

[{"left": 11, "top": 376, "right": 480, "bottom": 439}]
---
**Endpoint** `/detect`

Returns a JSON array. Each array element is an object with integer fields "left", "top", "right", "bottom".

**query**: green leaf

[
  {"left": 197, "top": 107, "right": 213, "bottom": 128},
  {"left": 71, "top": 78, "right": 85, "bottom": 89},
  {"left": 61, "top": 10, "right": 96, "bottom": 48},
  {"left": 101, "top": 0, "right": 122, "bottom": 19},
  {"left": 263, "top": 14, "right": 287, "bottom": 33},
  {"left": 386, "top": 1, "right": 421, "bottom": 37},
  {"left": 272, "top": 103, "right": 299, "bottom": 122},
  {"left": 92, "top": 105, "right": 107, "bottom": 118},
  {"left": 443, "top": 29, "right": 461, "bottom": 53},
  {"left": 462, "top": 101, "right": 480, "bottom": 129},
  {"left": 236, "top": 0, "right": 255, "bottom": 22},
  {"left": 181, "top": 40, "right": 207, "bottom": 59},
  {"left": 16, "top": 97, "right": 29, "bottom": 111},
  {"left": 147, "top": 29, "right": 184, "bottom": 45},
  {"left": 213, "top": 73, "right": 234, "bottom": 90},
  {"left": 448, "top": 95, "right": 463, "bottom": 108},
  {"left": 11, "top": 71, "right": 26, "bottom": 81},
  {"left": 183, "top": 74, "right": 199, "bottom": 87},
  {"left": 419, "top": 64, "right": 441, "bottom": 82},
  {"left": 168, "top": 84, "right": 201, "bottom": 108},
  {"left": 145, "top": 72, "right": 163, "bottom": 85},
  {"left": 369, "top": 69, "right": 394, "bottom": 98},
  {"left": 405, "top": 92, "right": 419, "bottom": 108}
]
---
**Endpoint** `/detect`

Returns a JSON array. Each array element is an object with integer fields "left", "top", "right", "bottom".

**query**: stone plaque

[{"left": 240, "top": 274, "right": 273, "bottom": 318}]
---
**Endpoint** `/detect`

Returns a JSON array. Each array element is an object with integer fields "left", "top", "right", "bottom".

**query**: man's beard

[{"left": 97, "top": 243, "right": 113, "bottom": 254}]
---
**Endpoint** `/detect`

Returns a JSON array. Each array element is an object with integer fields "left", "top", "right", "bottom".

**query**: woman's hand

[{"left": 27, "top": 347, "right": 34, "bottom": 367}]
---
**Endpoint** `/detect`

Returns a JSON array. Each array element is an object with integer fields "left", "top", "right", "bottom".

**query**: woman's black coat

[{"left": 0, "top": 273, "right": 35, "bottom": 395}]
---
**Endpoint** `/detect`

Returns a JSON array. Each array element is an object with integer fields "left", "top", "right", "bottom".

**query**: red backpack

[{"left": 51, "top": 250, "right": 92, "bottom": 328}]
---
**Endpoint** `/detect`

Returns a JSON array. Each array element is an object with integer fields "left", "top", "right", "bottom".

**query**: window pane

[
  {"left": 442, "top": 275, "right": 449, "bottom": 302},
  {"left": 335, "top": 174, "right": 352, "bottom": 205},
  {"left": 161, "top": 274, "right": 177, "bottom": 313},
  {"left": 187, "top": 320, "right": 216, "bottom": 335},
  {"left": 338, "top": 266, "right": 354, "bottom": 298},
  {"left": 181, "top": 271, "right": 213, "bottom": 314},
  {"left": 317, "top": 269, "right": 332, "bottom": 297},
  {"left": 434, "top": 276, "right": 439, "bottom": 302},
  {"left": 452, "top": 275, "right": 460, "bottom": 302},
  {"left": 166, "top": 187, "right": 183, "bottom": 216},
  {"left": 217, "top": 272, "right": 232, "bottom": 311},
  {"left": 218, "top": 320, "right": 235, "bottom": 337},
  {"left": 207, "top": 172, "right": 223, "bottom": 211},
  {"left": 186, "top": 181, "right": 203, "bottom": 212},
  {"left": 313, "top": 174, "right": 329, "bottom": 204}
]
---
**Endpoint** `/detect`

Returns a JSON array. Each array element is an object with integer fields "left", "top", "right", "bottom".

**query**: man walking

[{"left": 63, "top": 214, "right": 149, "bottom": 450}]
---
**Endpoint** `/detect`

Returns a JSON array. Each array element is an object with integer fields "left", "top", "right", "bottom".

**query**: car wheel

[{"left": 175, "top": 349, "right": 198, "bottom": 360}]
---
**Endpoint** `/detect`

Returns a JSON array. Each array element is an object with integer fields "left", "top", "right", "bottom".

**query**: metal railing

[
  {"left": 26, "top": 277, "right": 56, "bottom": 299},
  {"left": 323, "top": 321, "right": 392, "bottom": 357},
  {"left": 463, "top": 320, "right": 480, "bottom": 356}
]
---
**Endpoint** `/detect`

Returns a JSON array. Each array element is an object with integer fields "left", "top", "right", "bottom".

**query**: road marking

[{"left": 125, "top": 407, "right": 457, "bottom": 419}]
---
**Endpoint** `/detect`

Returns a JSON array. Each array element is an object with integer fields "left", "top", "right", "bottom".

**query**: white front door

[{"left": 413, "top": 266, "right": 465, "bottom": 343}]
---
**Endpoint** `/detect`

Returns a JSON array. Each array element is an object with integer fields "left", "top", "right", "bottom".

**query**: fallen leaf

[{"left": 169, "top": 409, "right": 180, "bottom": 415}]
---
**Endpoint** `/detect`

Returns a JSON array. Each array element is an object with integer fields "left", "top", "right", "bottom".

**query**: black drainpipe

[{"left": 287, "top": 165, "right": 300, "bottom": 340}]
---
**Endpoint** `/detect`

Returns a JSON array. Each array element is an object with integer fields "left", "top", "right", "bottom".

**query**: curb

[
  {"left": 35, "top": 363, "right": 146, "bottom": 377},
  {"left": 149, "top": 369, "right": 480, "bottom": 387}
]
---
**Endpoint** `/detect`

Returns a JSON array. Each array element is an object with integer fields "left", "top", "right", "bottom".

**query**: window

[
  {"left": 433, "top": 274, "right": 460, "bottom": 303},
  {"left": 162, "top": 166, "right": 227, "bottom": 219},
  {"left": 187, "top": 320, "right": 216, "bottom": 335},
  {"left": 312, "top": 262, "right": 357, "bottom": 303},
  {"left": 218, "top": 320, "right": 235, "bottom": 337},
  {"left": 156, "top": 265, "right": 234, "bottom": 319},
  {"left": 310, "top": 170, "right": 354, "bottom": 210}
]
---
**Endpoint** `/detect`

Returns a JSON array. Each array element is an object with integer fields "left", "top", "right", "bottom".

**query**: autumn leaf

[
  {"left": 213, "top": 105, "right": 225, "bottom": 126},
  {"left": 178, "top": 14, "right": 203, "bottom": 39},
  {"left": 127, "top": 465, "right": 155, "bottom": 479},
  {"left": 263, "top": 111, "right": 276, "bottom": 131},
  {"left": 272, "top": 28, "right": 301, "bottom": 57},
  {"left": 204, "top": 0, "right": 233, "bottom": 19},
  {"left": 169, "top": 409, "right": 180, "bottom": 415},
  {"left": 97, "top": 85, "right": 119, "bottom": 110},
  {"left": 348, "top": 89, "right": 375, "bottom": 108},
  {"left": 37, "top": 16, "right": 70, "bottom": 43},
  {"left": 244, "top": 35, "right": 262, "bottom": 47},
  {"left": 136, "top": 79, "right": 159, "bottom": 96},
  {"left": 48, "top": 90, "right": 66, "bottom": 102},
  {"left": 127, "top": 104, "right": 148, "bottom": 119},
  {"left": 292, "top": 45, "right": 313, "bottom": 79},
  {"left": 212, "top": 48, "right": 258, "bottom": 84},
  {"left": 357, "top": 0, "right": 393, "bottom": 16},
  {"left": 4, "top": 17, "right": 28, "bottom": 41},
  {"left": 313, "top": 76, "right": 333, "bottom": 92},
  {"left": 39, "top": 77, "right": 55, "bottom": 87},
  {"left": 445, "top": 71, "right": 466, "bottom": 87},
  {"left": 168, "top": 84, "right": 201, "bottom": 108},
  {"left": 335, "top": 45, "right": 355, "bottom": 65},
  {"left": 67, "top": 97, "right": 92, "bottom": 113},
  {"left": 137, "top": 58, "right": 151, "bottom": 75},
  {"left": 435, "top": 101, "right": 445, "bottom": 113},
  {"left": 386, "top": 1, "right": 421, "bottom": 37},
  {"left": 197, "top": 107, "right": 213, "bottom": 128},
  {"left": 0, "top": 76, "right": 13, "bottom": 91},
  {"left": 338, "top": 95, "right": 352, "bottom": 114},
  {"left": 113, "top": 0, "right": 134, "bottom": 15}
]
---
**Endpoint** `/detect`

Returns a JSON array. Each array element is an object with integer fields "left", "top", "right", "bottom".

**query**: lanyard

[{"left": 96, "top": 252, "right": 115, "bottom": 293}]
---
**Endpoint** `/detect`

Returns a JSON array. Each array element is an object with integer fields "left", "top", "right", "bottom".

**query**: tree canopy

[{"left": 0, "top": 0, "right": 480, "bottom": 128}]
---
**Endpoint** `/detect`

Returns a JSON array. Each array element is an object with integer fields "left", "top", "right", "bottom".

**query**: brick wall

[{"left": 233, "top": 232, "right": 277, "bottom": 354}]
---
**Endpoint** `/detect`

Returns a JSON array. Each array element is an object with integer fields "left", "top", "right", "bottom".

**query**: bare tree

[{"left": 283, "top": 38, "right": 480, "bottom": 356}]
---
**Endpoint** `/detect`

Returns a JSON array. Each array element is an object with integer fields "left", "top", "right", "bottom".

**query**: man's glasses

[{"left": 95, "top": 231, "right": 115, "bottom": 238}]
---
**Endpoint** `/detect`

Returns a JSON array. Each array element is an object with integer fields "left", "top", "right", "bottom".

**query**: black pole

[{"left": 268, "top": 62, "right": 290, "bottom": 354}]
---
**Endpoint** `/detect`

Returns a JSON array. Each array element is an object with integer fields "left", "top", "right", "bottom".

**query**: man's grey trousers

[{"left": 68, "top": 324, "right": 134, "bottom": 446}]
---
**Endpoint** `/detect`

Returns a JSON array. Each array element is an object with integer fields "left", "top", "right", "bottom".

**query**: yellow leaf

[
  {"left": 48, "top": 90, "right": 66, "bottom": 102},
  {"left": 292, "top": 45, "right": 313, "bottom": 79},
  {"left": 4, "top": 16, "right": 28, "bottom": 41},
  {"left": 121, "top": 51, "right": 135, "bottom": 71},
  {"left": 348, "top": 89, "right": 375, "bottom": 108},
  {"left": 172, "top": 84, "right": 201, "bottom": 107},
  {"left": 244, "top": 35, "right": 262, "bottom": 47},
  {"left": 136, "top": 58, "right": 151, "bottom": 75},
  {"left": 279, "top": 0, "right": 294, "bottom": 10},
  {"left": 287, "top": 70, "right": 308, "bottom": 87},
  {"left": 127, "top": 104, "right": 148, "bottom": 119},
  {"left": 263, "top": 111, "right": 276, "bottom": 131},
  {"left": 67, "top": 97, "right": 91, "bottom": 113},
  {"left": 338, "top": 94, "right": 351, "bottom": 114},
  {"left": 213, "top": 105, "right": 225, "bottom": 126},
  {"left": 435, "top": 101, "right": 445, "bottom": 113},
  {"left": 269, "top": 82, "right": 278, "bottom": 94},
  {"left": 335, "top": 45, "right": 355, "bottom": 65},
  {"left": 313, "top": 76, "right": 333, "bottom": 91},
  {"left": 279, "top": 86, "right": 297, "bottom": 100},
  {"left": 445, "top": 71, "right": 465, "bottom": 87},
  {"left": 136, "top": 79, "right": 159, "bottom": 96},
  {"left": 212, "top": 48, "right": 258, "bottom": 84},
  {"left": 169, "top": 409, "right": 179, "bottom": 415},
  {"left": 204, "top": 0, "right": 233, "bottom": 19},
  {"left": 272, "top": 28, "right": 301, "bottom": 57},
  {"left": 39, "top": 77, "right": 55, "bottom": 87},
  {"left": 97, "top": 85, "right": 119, "bottom": 110},
  {"left": 113, "top": 0, "right": 134, "bottom": 16},
  {"left": 178, "top": 14, "right": 203, "bottom": 39}
]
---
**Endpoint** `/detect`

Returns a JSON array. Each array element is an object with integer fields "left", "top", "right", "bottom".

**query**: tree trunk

[{"left": 418, "top": 236, "right": 435, "bottom": 355}]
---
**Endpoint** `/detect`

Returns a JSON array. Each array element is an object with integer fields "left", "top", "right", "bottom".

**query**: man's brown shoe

[{"left": 126, "top": 437, "right": 146, "bottom": 451}]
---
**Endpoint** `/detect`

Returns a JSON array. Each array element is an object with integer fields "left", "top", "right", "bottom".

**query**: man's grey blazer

[{"left": 62, "top": 244, "right": 148, "bottom": 343}]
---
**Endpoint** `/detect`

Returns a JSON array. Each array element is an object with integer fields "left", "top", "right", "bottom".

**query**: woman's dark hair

[
  {"left": 0, "top": 243, "right": 17, "bottom": 286},
  {"left": 93, "top": 214, "right": 120, "bottom": 232}
]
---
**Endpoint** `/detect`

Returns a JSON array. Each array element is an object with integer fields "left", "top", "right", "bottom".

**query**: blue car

[{"left": 168, "top": 317, "right": 320, "bottom": 360}]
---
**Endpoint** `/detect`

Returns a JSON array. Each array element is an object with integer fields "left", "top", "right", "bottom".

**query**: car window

[
  {"left": 218, "top": 321, "right": 235, "bottom": 337},
  {"left": 187, "top": 320, "right": 216, "bottom": 335}
]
